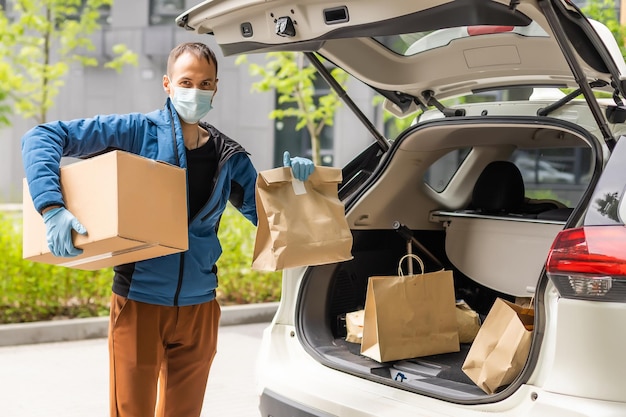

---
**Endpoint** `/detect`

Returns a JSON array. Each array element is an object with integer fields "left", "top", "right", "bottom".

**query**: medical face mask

[{"left": 170, "top": 86, "right": 214, "bottom": 124}]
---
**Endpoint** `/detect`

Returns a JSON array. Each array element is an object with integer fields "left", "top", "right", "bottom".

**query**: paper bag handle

[{"left": 398, "top": 254, "right": 425, "bottom": 276}]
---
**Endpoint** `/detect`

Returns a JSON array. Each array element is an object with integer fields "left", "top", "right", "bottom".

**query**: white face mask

[{"left": 170, "top": 86, "right": 214, "bottom": 124}]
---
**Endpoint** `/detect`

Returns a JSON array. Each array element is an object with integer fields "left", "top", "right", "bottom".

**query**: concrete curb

[{"left": 0, "top": 302, "right": 279, "bottom": 347}]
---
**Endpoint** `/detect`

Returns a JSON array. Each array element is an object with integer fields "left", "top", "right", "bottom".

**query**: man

[{"left": 21, "top": 42, "right": 314, "bottom": 417}]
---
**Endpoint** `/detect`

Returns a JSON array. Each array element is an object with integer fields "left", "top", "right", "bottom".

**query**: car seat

[
  {"left": 470, "top": 160, "right": 566, "bottom": 218},
  {"left": 470, "top": 160, "right": 526, "bottom": 214}
]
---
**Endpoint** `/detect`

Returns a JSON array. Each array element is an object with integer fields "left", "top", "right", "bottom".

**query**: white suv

[{"left": 179, "top": 1, "right": 626, "bottom": 416}]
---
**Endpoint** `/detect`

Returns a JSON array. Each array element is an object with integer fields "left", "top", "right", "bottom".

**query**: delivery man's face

[{"left": 163, "top": 51, "right": 218, "bottom": 97}]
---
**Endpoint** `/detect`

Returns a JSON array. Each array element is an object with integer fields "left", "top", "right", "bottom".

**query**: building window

[
  {"left": 150, "top": 0, "right": 185, "bottom": 25},
  {"left": 97, "top": 4, "right": 111, "bottom": 26}
]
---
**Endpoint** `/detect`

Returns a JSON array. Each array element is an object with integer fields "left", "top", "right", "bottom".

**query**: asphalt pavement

[{"left": 0, "top": 304, "right": 277, "bottom": 417}]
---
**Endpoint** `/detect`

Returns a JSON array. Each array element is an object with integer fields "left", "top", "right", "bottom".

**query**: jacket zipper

[
  {"left": 173, "top": 253, "right": 185, "bottom": 306},
  {"left": 168, "top": 104, "right": 184, "bottom": 306},
  {"left": 167, "top": 105, "right": 181, "bottom": 165}
]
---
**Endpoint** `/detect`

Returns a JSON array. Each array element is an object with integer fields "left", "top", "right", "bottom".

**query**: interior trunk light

[
  {"left": 546, "top": 226, "right": 626, "bottom": 302},
  {"left": 275, "top": 16, "right": 296, "bottom": 37}
]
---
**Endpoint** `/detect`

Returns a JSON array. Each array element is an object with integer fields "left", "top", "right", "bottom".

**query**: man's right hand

[{"left": 42, "top": 207, "right": 88, "bottom": 257}]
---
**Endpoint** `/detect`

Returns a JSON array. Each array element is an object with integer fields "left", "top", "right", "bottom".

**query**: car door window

[{"left": 424, "top": 148, "right": 471, "bottom": 192}]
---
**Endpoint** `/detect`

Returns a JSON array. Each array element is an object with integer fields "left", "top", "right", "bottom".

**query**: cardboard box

[{"left": 23, "top": 150, "right": 188, "bottom": 270}]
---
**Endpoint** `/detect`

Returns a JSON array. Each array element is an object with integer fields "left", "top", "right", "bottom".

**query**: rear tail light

[{"left": 546, "top": 226, "right": 626, "bottom": 302}]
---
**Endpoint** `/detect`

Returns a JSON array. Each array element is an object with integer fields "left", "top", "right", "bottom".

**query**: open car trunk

[{"left": 294, "top": 115, "right": 600, "bottom": 401}]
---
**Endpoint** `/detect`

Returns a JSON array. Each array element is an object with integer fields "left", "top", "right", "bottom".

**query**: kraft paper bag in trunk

[
  {"left": 461, "top": 298, "right": 534, "bottom": 394},
  {"left": 345, "top": 309, "right": 365, "bottom": 344},
  {"left": 252, "top": 166, "right": 353, "bottom": 271},
  {"left": 360, "top": 254, "right": 460, "bottom": 363},
  {"left": 456, "top": 300, "right": 481, "bottom": 344}
]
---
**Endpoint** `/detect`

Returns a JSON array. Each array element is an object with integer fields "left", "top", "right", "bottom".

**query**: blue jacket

[{"left": 22, "top": 99, "right": 258, "bottom": 306}]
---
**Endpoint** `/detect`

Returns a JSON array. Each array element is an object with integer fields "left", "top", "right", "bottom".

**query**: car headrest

[{"left": 471, "top": 161, "right": 525, "bottom": 213}]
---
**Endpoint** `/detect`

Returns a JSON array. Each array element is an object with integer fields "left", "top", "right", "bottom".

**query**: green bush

[
  {"left": 0, "top": 204, "right": 281, "bottom": 324},
  {"left": 216, "top": 204, "right": 282, "bottom": 304},
  {"left": 0, "top": 211, "right": 111, "bottom": 323}
]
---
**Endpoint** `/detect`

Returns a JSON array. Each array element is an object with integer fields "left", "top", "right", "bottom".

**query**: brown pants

[{"left": 108, "top": 294, "right": 221, "bottom": 417}]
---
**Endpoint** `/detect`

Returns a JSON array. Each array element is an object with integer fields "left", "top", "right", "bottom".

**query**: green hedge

[
  {"left": 215, "top": 204, "right": 282, "bottom": 304},
  {"left": 0, "top": 205, "right": 281, "bottom": 324}
]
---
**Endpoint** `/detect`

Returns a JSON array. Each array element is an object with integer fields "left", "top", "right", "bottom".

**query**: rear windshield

[
  {"left": 510, "top": 148, "right": 592, "bottom": 208},
  {"left": 374, "top": 22, "right": 549, "bottom": 56},
  {"left": 424, "top": 146, "right": 591, "bottom": 208}
]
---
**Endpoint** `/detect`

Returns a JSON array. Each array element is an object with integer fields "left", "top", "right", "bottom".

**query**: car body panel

[
  {"left": 585, "top": 136, "right": 626, "bottom": 225},
  {"left": 539, "top": 296, "right": 626, "bottom": 402},
  {"left": 179, "top": 0, "right": 626, "bottom": 416}
]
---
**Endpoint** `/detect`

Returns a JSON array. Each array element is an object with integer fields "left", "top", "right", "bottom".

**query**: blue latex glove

[
  {"left": 42, "top": 207, "right": 87, "bottom": 257},
  {"left": 283, "top": 151, "right": 314, "bottom": 181}
]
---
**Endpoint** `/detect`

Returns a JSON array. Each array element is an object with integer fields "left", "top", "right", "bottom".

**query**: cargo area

[
  {"left": 293, "top": 114, "right": 600, "bottom": 399},
  {"left": 297, "top": 228, "right": 510, "bottom": 399}
]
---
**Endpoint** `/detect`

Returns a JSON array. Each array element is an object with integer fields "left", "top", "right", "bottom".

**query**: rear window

[
  {"left": 510, "top": 148, "right": 592, "bottom": 207},
  {"left": 374, "top": 22, "right": 549, "bottom": 56},
  {"left": 424, "top": 147, "right": 592, "bottom": 206},
  {"left": 424, "top": 148, "right": 471, "bottom": 192}
]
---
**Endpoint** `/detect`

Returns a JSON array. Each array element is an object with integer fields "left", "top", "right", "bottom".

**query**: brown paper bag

[
  {"left": 252, "top": 166, "right": 353, "bottom": 271},
  {"left": 360, "top": 254, "right": 460, "bottom": 363},
  {"left": 456, "top": 300, "right": 481, "bottom": 344},
  {"left": 345, "top": 309, "right": 365, "bottom": 344},
  {"left": 461, "top": 298, "right": 534, "bottom": 394}
]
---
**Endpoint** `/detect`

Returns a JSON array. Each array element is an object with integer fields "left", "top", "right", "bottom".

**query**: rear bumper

[
  {"left": 257, "top": 322, "right": 626, "bottom": 417},
  {"left": 259, "top": 389, "right": 335, "bottom": 417}
]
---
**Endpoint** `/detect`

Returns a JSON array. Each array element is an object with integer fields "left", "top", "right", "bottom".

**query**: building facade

[{"left": 0, "top": 0, "right": 377, "bottom": 203}]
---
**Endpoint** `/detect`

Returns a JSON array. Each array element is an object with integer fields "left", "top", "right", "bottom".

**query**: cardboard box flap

[{"left": 57, "top": 242, "right": 160, "bottom": 268}]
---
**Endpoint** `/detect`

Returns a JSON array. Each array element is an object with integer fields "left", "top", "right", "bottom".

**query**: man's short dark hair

[{"left": 167, "top": 42, "right": 218, "bottom": 76}]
